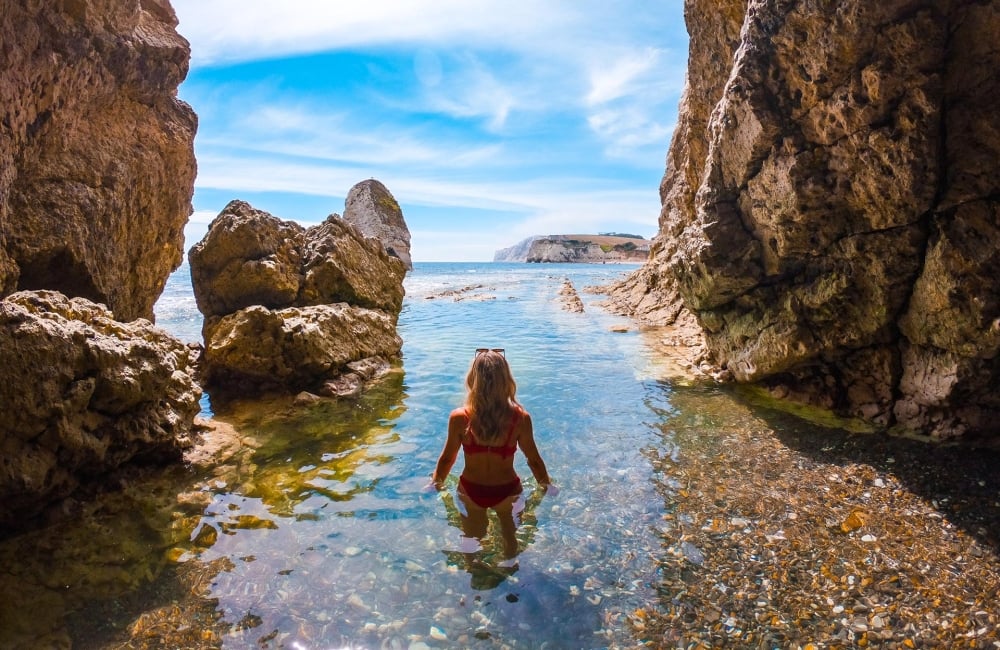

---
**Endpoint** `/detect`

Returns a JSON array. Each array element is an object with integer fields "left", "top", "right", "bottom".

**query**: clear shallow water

[
  {"left": 0, "top": 262, "right": 681, "bottom": 648},
  {"left": 5, "top": 263, "right": 998, "bottom": 648}
]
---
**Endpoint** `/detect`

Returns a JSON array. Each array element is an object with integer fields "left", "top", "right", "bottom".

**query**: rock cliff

[
  {"left": 343, "top": 179, "right": 413, "bottom": 270},
  {"left": 498, "top": 235, "right": 650, "bottom": 263},
  {"left": 189, "top": 200, "right": 406, "bottom": 397},
  {"left": 494, "top": 236, "right": 540, "bottom": 262},
  {"left": 0, "top": 291, "right": 202, "bottom": 528},
  {"left": 0, "top": 0, "right": 197, "bottom": 322},
  {"left": 611, "top": 0, "right": 1000, "bottom": 443}
]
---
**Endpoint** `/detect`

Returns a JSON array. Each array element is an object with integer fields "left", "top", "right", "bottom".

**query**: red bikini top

[{"left": 461, "top": 406, "right": 521, "bottom": 458}]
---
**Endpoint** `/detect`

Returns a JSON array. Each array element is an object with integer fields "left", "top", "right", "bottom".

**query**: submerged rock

[
  {"left": 558, "top": 279, "right": 585, "bottom": 313},
  {"left": 0, "top": 0, "right": 197, "bottom": 322},
  {"left": 0, "top": 291, "right": 201, "bottom": 528},
  {"left": 189, "top": 200, "right": 406, "bottom": 397},
  {"left": 343, "top": 179, "right": 413, "bottom": 270},
  {"left": 610, "top": 0, "right": 1000, "bottom": 443}
]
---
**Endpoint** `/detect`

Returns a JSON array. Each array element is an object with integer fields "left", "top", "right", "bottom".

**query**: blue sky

[{"left": 171, "top": 1, "right": 688, "bottom": 261}]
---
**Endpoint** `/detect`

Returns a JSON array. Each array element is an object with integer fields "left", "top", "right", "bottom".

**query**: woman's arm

[
  {"left": 430, "top": 409, "right": 465, "bottom": 488},
  {"left": 516, "top": 411, "right": 552, "bottom": 486}
]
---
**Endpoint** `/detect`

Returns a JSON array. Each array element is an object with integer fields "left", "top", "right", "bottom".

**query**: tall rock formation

[
  {"left": 0, "top": 0, "right": 201, "bottom": 528},
  {"left": 0, "top": 0, "right": 197, "bottom": 322},
  {"left": 612, "top": 0, "right": 1000, "bottom": 443},
  {"left": 342, "top": 179, "right": 413, "bottom": 271},
  {"left": 189, "top": 200, "right": 406, "bottom": 397}
]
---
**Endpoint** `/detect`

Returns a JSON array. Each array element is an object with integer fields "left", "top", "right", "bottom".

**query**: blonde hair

[{"left": 465, "top": 350, "right": 519, "bottom": 443}]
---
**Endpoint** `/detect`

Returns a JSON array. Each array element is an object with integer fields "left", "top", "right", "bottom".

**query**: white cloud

[
  {"left": 187, "top": 149, "right": 659, "bottom": 261},
  {"left": 409, "top": 230, "right": 507, "bottom": 263},
  {"left": 173, "top": 1, "right": 583, "bottom": 67},
  {"left": 409, "top": 54, "right": 517, "bottom": 132},
  {"left": 170, "top": 1, "right": 687, "bottom": 261},
  {"left": 588, "top": 107, "right": 676, "bottom": 160},
  {"left": 585, "top": 48, "right": 662, "bottom": 106}
]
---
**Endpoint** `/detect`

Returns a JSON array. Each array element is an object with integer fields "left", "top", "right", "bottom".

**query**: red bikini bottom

[{"left": 459, "top": 476, "right": 523, "bottom": 508}]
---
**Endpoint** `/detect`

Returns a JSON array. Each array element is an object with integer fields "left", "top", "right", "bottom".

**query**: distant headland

[{"left": 494, "top": 233, "right": 651, "bottom": 263}]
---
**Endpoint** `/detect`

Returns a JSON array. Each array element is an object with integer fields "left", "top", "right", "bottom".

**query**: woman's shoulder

[
  {"left": 449, "top": 406, "right": 470, "bottom": 420},
  {"left": 512, "top": 404, "right": 531, "bottom": 427}
]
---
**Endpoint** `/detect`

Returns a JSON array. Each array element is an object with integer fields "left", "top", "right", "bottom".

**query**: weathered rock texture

[
  {"left": 610, "top": 0, "right": 1000, "bottom": 443},
  {"left": 0, "top": 0, "right": 197, "bottom": 322},
  {"left": 527, "top": 236, "right": 650, "bottom": 264},
  {"left": 342, "top": 179, "right": 413, "bottom": 270},
  {"left": 189, "top": 200, "right": 406, "bottom": 396},
  {"left": 0, "top": 291, "right": 202, "bottom": 528}
]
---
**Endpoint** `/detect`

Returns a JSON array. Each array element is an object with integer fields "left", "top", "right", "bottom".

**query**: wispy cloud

[
  {"left": 171, "top": 0, "right": 687, "bottom": 260},
  {"left": 586, "top": 48, "right": 662, "bottom": 106},
  {"left": 176, "top": 2, "right": 601, "bottom": 67}
]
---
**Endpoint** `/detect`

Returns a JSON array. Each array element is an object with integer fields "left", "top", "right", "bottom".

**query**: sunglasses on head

[{"left": 475, "top": 348, "right": 505, "bottom": 357}]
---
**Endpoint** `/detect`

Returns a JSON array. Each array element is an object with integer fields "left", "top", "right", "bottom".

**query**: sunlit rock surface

[
  {"left": 342, "top": 179, "right": 413, "bottom": 271},
  {"left": 611, "top": 0, "right": 1000, "bottom": 442},
  {"left": 526, "top": 235, "right": 650, "bottom": 263},
  {"left": 0, "top": 0, "right": 197, "bottom": 321},
  {"left": 189, "top": 200, "right": 405, "bottom": 397},
  {"left": 0, "top": 291, "right": 201, "bottom": 528},
  {"left": 496, "top": 235, "right": 650, "bottom": 263}
]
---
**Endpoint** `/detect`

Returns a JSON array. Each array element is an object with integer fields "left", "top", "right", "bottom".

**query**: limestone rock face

[
  {"left": 342, "top": 179, "right": 413, "bottom": 270},
  {"left": 526, "top": 236, "right": 650, "bottom": 264},
  {"left": 189, "top": 200, "right": 406, "bottom": 397},
  {"left": 0, "top": 290, "right": 202, "bottom": 527},
  {"left": 613, "top": 0, "right": 1000, "bottom": 442},
  {"left": 0, "top": 0, "right": 197, "bottom": 322}
]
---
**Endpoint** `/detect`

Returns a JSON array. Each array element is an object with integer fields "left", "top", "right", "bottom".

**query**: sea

[
  {"left": 3, "top": 261, "right": 998, "bottom": 648},
  {"left": 160, "top": 261, "right": 676, "bottom": 647}
]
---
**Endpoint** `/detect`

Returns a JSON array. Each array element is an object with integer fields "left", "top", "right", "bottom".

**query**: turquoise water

[
  {"left": 3, "top": 262, "right": 997, "bottom": 648},
  {"left": 161, "top": 262, "right": 673, "bottom": 648}
]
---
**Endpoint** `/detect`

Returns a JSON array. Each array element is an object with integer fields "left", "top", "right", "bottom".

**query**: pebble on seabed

[{"left": 635, "top": 389, "right": 1000, "bottom": 648}]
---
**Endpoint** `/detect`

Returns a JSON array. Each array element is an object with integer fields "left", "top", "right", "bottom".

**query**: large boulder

[
  {"left": 0, "top": 291, "right": 202, "bottom": 528},
  {"left": 612, "top": 0, "right": 1000, "bottom": 443},
  {"left": 200, "top": 304, "right": 402, "bottom": 395},
  {"left": 189, "top": 200, "right": 406, "bottom": 397},
  {"left": 0, "top": 0, "right": 197, "bottom": 322},
  {"left": 342, "top": 179, "right": 413, "bottom": 270}
]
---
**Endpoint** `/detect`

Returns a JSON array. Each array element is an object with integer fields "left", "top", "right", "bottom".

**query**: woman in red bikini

[{"left": 431, "top": 348, "right": 552, "bottom": 559}]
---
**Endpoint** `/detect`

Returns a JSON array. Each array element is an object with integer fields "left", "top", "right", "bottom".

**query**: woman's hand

[{"left": 540, "top": 482, "right": 559, "bottom": 497}]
